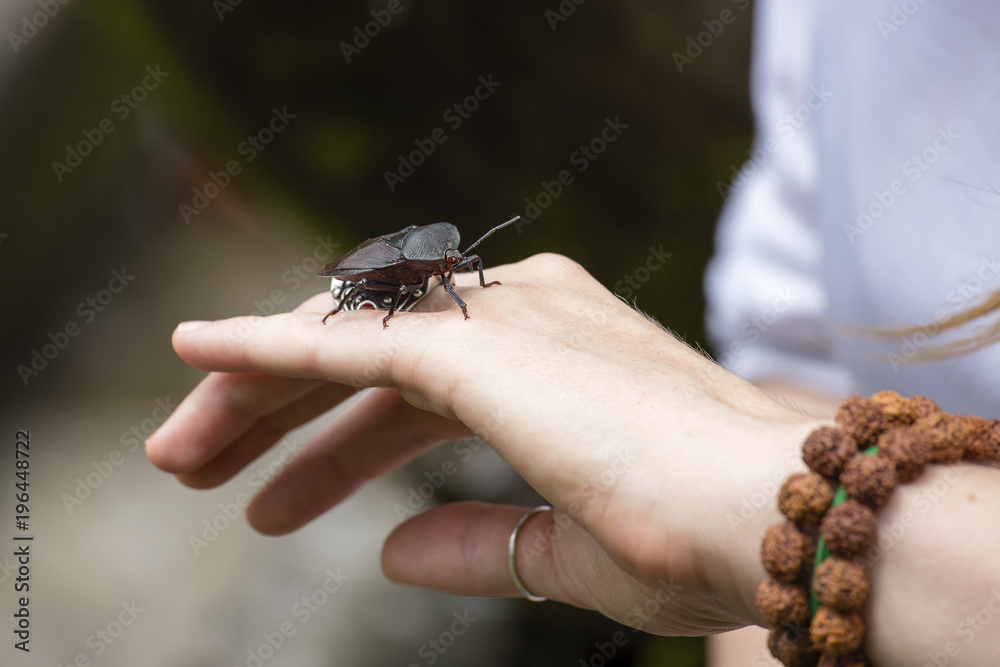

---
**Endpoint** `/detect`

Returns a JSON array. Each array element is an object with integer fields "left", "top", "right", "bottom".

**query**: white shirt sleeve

[
  {"left": 703, "top": 0, "right": 856, "bottom": 396},
  {"left": 704, "top": 0, "right": 1000, "bottom": 417}
]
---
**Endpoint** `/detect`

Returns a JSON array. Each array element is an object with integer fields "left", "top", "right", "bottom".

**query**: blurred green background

[{"left": 0, "top": 1, "right": 754, "bottom": 665}]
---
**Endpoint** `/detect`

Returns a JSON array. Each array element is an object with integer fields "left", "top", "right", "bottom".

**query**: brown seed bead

[
  {"left": 869, "top": 390, "right": 914, "bottom": 426},
  {"left": 779, "top": 472, "right": 835, "bottom": 524},
  {"left": 813, "top": 558, "right": 870, "bottom": 613},
  {"left": 818, "top": 653, "right": 868, "bottom": 667},
  {"left": 983, "top": 419, "right": 1000, "bottom": 463},
  {"left": 961, "top": 417, "right": 998, "bottom": 463},
  {"left": 835, "top": 395, "right": 887, "bottom": 447},
  {"left": 820, "top": 501, "right": 877, "bottom": 559},
  {"left": 803, "top": 426, "right": 858, "bottom": 478},
  {"left": 912, "top": 413, "right": 967, "bottom": 463},
  {"left": 762, "top": 521, "right": 816, "bottom": 584},
  {"left": 840, "top": 454, "right": 897, "bottom": 508},
  {"left": 810, "top": 606, "right": 865, "bottom": 657},
  {"left": 946, "top": 415, "right": 978, "bottom": 461},
  {"left": 877, "top": 426, "right": 932, "bottom": 483},
  {"left": 756, "top": 578, "right": 810, "bottom": 627},
  {"left": 909, "top": 395, "right": 941, "bottom": 420},
  {"left": 767, "top": 626, "right": 818, "bottom": 667}
]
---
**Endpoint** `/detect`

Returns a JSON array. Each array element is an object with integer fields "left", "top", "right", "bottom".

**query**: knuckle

[{"left": 521, "top": 252, "right": 589, "bottom": 280}]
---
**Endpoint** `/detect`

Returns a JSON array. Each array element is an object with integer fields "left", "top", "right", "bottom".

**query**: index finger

[{"left": 169, "top": 283, "right": 508, "bottom": 421}]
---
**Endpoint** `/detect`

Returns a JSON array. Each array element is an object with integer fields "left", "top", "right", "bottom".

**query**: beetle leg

[
  {"left": 323, "top": 280, "right": 366, "bottom": 323},
  {"left": 382, "top": 285, "right": 407, "bottom": 328},
  {"left": 468, "top": 254, "right": 501, "bottom": 288},
  {"left": 382, "top": 281, "right": 429, "bottom": 327},
  {"left": 440, "top": 272, "right": 470, "bottom": 319}
]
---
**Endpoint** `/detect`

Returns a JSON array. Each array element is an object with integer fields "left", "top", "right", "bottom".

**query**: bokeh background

[{"left": 0, "top": 1, "right": 755, "bottom": 665}]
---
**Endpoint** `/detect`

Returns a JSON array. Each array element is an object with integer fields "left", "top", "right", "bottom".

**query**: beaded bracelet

[{"left": 755, "top": 391, "right": 1000, "bottom": 667}]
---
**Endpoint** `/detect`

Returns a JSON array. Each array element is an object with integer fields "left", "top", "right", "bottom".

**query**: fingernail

[{"left": 175, "top": 320, "right": 211, "bottom": 333}]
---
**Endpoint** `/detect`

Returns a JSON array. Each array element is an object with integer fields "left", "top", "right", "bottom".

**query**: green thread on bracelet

[{"left": 809, "top": 445, "right": 879, "bottom": 617}]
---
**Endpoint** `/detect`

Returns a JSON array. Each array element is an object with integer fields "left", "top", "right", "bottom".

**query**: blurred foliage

[
  {"left": 0, "top": 0, "right": 752, "bottom": 372},
  {"left": 0, "top": 1, "right": 751, "bottom": 664}
]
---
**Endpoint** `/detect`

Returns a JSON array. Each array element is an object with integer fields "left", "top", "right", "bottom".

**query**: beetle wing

[
  {"left": 401, "top": 222, "right": 460, "bottom": 261},
  {"left": 378, "top": 225, "right": 418, "bottom": 250},
  {"left": 319, "top": 225, "right": 419, "bottom": 276},
  {"left": 319, "top": 238, "right": 406, "bottom": 276}
]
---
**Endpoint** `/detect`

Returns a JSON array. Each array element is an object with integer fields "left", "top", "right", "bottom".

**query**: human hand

[{"left": 146, "top": 253, "right": 823, "bottom": 636}]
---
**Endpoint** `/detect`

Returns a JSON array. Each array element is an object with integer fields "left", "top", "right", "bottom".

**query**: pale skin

[
  {"left": 147, "top": 254, "right": 1000, "bottom": 665},
  {"left": 708, "top": 380, "right": 842, "bottom": 667}
]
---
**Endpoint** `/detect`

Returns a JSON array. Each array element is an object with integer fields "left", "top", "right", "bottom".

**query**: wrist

[{"left": 700, "top": 413, "right": 829, "bottom": 627}]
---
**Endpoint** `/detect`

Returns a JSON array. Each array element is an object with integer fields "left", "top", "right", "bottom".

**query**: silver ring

[{"left": 508, "top": 505, "right": 551, "bottom": 602}]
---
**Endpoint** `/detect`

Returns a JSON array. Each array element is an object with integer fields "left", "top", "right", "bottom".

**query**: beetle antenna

[{"left": 461, "top": 216, "right": 520, "bottom": 255}]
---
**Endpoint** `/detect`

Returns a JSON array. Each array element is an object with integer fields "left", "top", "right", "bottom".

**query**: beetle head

[{"left": 444, "top": 248, "right": 464, "bottom": 268}]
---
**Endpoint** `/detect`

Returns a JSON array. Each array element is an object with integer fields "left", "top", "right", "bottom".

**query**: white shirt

[{"left": 704, "top": 0, "right": 1000, "bottom": 417}]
